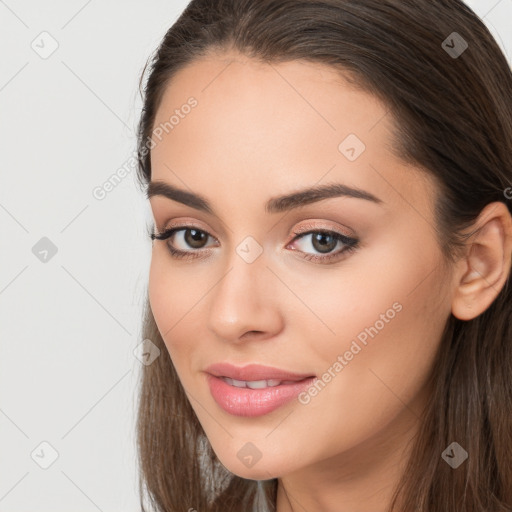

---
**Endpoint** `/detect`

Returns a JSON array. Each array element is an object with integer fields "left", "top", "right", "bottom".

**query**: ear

[{"left": 451, "top": 201, "right": 512, "bottom": 321}]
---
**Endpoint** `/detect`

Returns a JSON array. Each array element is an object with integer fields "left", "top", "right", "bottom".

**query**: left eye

[
  {"left": 289, "top": 230, "right": 358, "bottom": 257},
  {"left": 295, "top": 231, "right": 342, "bottom": 253}
]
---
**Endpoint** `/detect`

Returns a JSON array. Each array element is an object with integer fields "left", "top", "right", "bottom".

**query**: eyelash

[{"left": 149, "top": 225, "right": 359, "bottom": 264}]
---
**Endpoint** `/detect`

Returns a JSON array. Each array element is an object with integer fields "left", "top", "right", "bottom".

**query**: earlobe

[{"left": 451, "top": 202, "right": 512, "bottom": 321}]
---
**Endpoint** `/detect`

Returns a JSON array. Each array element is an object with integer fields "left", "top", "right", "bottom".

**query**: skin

[{"left": 147, "top": 50, "right": 512, "bottom": 512}]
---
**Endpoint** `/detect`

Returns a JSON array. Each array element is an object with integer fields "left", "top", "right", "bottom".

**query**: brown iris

[{"left": 311, "top": 232, "right": 338, "bottom": 253}]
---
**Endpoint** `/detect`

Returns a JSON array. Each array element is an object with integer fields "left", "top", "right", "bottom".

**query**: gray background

[{"left": 0, "top": 1, "right": 510, "bottom": 510}]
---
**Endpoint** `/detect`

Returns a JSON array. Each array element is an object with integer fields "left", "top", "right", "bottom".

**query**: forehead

[
  {"left": 152, "top": 51, "right": 389, "bottom": 151},
  {"left": 150, "top": 52, "right": 436, "bottom": 219}
]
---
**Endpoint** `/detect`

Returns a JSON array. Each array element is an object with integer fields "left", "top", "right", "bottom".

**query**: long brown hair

[{"left": 134, "top": 1, "right": 512, "bottom": 510}]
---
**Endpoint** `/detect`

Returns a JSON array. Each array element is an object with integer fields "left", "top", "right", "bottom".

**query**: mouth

[
  {"left": 205, "top": 362, "right": 315, "bottom": 382},
  {"left": 219, "top": 376, "right": 311, "bottom": 388},
  {"left": 204, "top": 363, "right": 316, "bottom": 417}
]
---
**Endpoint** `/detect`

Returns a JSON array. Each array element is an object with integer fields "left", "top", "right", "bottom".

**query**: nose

[{"left": 206, "top": 249, "right": 284, "bottom": 344}]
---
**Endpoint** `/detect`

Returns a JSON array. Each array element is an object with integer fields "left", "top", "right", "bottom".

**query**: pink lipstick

[{"left": 205, "top": 363, "right": 316, "bottom": 417}]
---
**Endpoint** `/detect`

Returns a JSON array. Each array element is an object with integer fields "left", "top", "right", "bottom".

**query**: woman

[{"left": 134, "top": 0, "right": 512, "bottom": 510}]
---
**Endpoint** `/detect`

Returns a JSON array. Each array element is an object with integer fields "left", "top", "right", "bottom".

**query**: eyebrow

[{"left": 146, "top": 180, "right": 383, "bottom": 215}]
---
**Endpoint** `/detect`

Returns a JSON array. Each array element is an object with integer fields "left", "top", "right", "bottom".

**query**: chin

[
  {"left": 228, "top": 464, "right": 279, "bottom": 481},
  {"left": 212, "top": 450, "right": 288, "bottom": 481}
]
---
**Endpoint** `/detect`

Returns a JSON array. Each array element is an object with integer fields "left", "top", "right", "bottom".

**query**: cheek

[
  {"left": 297, "top": 237, "right": 449, "bottom": 435},
  {"left": 148, "top": 256, "right": 170, "bottom": 337},
  {"left": 148, "top": 255, "right": 195, "bottom": 361},
  {"left": 309, "top": 228, "right": 449, "bottom": 357}
]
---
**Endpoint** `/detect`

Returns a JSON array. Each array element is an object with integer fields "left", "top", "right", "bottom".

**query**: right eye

[{"left": 151, "top": 226, "right": 218, "bottom": 259}]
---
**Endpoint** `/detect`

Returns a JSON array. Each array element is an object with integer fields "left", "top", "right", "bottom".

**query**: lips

[
  {"left": 204, "top": 363, "right": 317, "bottom": 417},
  {"left": 205, "top": 362, "right": 315, "bottom": 382}
]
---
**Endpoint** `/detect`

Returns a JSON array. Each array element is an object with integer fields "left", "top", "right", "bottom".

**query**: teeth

[
  {"left": 222, "top": 377, "right": 283, "bottom": 388},
  {"left": 247, "top": 379, "right": 281, "bottom": 389}
]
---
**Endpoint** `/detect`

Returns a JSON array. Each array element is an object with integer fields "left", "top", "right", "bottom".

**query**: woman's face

[{"left": 147, "top": 51, "right": 455, "bottom": 480}]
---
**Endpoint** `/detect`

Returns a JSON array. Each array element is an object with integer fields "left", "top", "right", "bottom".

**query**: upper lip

[{"left": 205, "top": 362, "right": 315, "bottom": 382}]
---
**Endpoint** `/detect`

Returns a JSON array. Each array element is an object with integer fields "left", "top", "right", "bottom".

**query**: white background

[{"left": 0, "top": 1, "right": 510, "bottom": 510}]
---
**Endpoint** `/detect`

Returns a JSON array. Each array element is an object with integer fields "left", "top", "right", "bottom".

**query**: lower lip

[{"left": 206, "top": 374, "right": 316, "bottom": 417}]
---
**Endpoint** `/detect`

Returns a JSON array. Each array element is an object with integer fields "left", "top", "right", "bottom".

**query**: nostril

[{"left": 241, "top": 330, "right": 264, "bottom": 339}]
